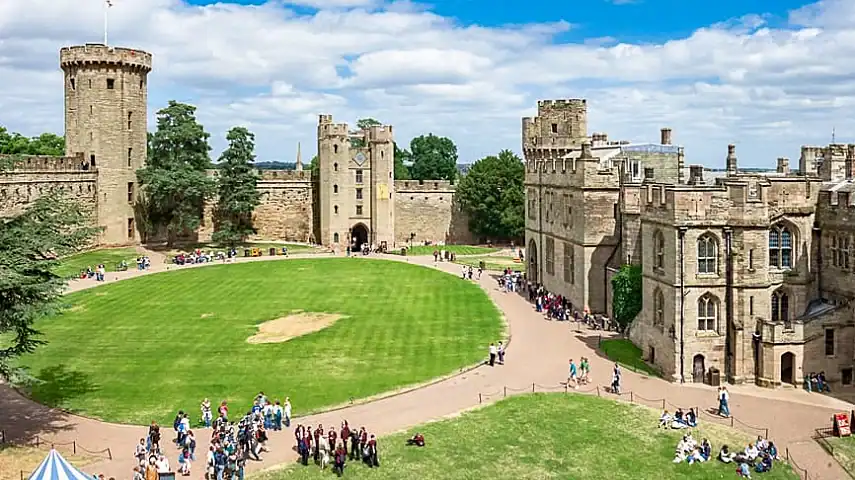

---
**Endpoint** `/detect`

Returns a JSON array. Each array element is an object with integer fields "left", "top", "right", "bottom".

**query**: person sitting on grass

[
  {"left": 671, "top": 409, "right": 689, "bottom": 429},
  {"left": 744, "top": 442, "right": 760, "bottom": 461},
  {"left": 685, "top": 409, "right": 698, "bottom": 427},
  {"left": 658, "top": 410, "right": 672, "bottom": 428},
  {"left": 406, "top": 433, "right": 425, "bottom": 447},
  {"left": 687, "top": 446, "right": 705, "bottom": 464},
  {"left": 700, "top": 438, "right": 712, "bottom": 461},
  {"left": 766, "top": 441, "right": 778, "bottom": 460},
  {"left": 754, "top": 453, "right": 773, "bottom": 473},
  {"left": 719, "top": 445, "right": 734, "bottom": 463},
  {"left": 737, "top": 461, "right": 752, "bottom": 478}
]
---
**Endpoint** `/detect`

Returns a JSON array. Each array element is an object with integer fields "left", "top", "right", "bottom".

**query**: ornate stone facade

[
  {"left": 525, "top": 98, "right": 855, "bottom": 391},
  {"left": 1, "top": 43, "right": 472, "bottom": 249}
]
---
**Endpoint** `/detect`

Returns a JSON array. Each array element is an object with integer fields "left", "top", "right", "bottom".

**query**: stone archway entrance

[
  {"left": 527, "top": 239, "right": 538, "bottom": 283},
  {"left": 781, "top": 352, "right": 795, "bottom": 385},
  {"left": 693, "top": 354, "right": 706, "bottom": 383},
  {"left": 351, "top": 223, "right": 369, "bottom": 251}
]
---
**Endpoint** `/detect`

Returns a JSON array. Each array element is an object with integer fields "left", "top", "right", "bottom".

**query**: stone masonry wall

[
  {"left": 0, "top": 154, "right": 97, "bottom": 218},
  {"left": 394, "top": 180, "right": 474, "bottom": 245}
]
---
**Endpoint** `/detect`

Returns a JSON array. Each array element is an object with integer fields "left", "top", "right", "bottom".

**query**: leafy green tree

[
  {"left": 409, "top": 134, "right": 458, "bottom": 181},
  {"left": 309, "top": 155, "right": 319, "bottom": 174},
  {"left": 0, "top": 127, "right": 65, "bottom": 156},
  {"left": 0, "top": 191, "right": 99, "bottom": 379},
  {"left": 212, "top": 127, "right": 262, "bottom": 247},
  {"left": 393, "top": 142, "right": 411, "bottom": 180},
  {"left": 611, "top": 264, "right": 642, "bottom": 331},
  {"left": 137, "top": 101, "right": 216, "bottom": 246},
  {"left": 456, "top": 150, "right": 524, "bottom": 240},
  {"left": 350, "top": 118, "right": 381, "bottom": 148}
]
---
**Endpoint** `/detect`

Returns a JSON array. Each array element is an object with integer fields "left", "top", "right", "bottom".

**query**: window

[
  {"left": 653, "top": 230, "right": 665, "bottom": 269},
  {"left": 825, "top": 329, "right": 835, "bottom": 356},
  {"left": 528, "top": 189, "right": 537, "bottom": 220},
  {"left": 771, "top": 289, "right": 790, "bottom": 327},
  {"left": 333, "top": 144, "right": 338, "bottom": 154},
  {"left": 697, "top": 234, "right": 718, "bottom": 274},
  {"left": 356, "top": 188, "right": 363, "bottom": 200},
  {"left": 333, "top": 233, "right": 339, "bottom": 243},
  {"left": 70, "top": 78, "right": 75, "bottom": 90},
  {"left": 631, "top": 160, "right": 641, "bottom": 180},
  {"left": 106, "top": 78, "right": 115, "bottom": 89},
  {"left": 127, "top": 218, "right": 135, "bottom": 239},
  {"left": 89, "top": 79, "right": 92, "bottom": 88},
  {"left": 769, "top": 224, "right": 793, "bottom": 269},
  {"left": 748, "top": 249, "right": 754, "bottom": 270},
  {"left": 563, "top": 194, "right": 572, "bottom": 225},
  {"left": 127, "top": 182, "right": 134, "bottom": 203},
  {"left": 843, "top": 368, "right": 853, "bottom": 386},
  {"left": 334, "top": 205, "right": 338, "bottom": 214},
  {"left": 551, "top": 123, "right": 558, "bottom": 133},
  {"left": 613, "top": 203, "right": 618, "bottom": 219},
  {"left": 333, "top": 184, "right": 338, "bottom": 194},
  {"left": 563, "top": 242, "right": 574, "bottom": 283},
  {"left": 356, "top": 205, "right": 363, "bottom": 216},
  {"left": 839, "top": 234, "right": 850, "bottom": 269},
  {"left": 128, "top": 111, "right": 133, "bottom": 130},
  {"left": 90, "top": 105, "right": 93, "bottom": 115},
  {"left": 333, "top": 163, "right": 338, "bottom": 172},
  {"left": 545, "top": 238, "right": 555, "bottom": 275},
  {"left": 127, "top": 148, "right": 132, "bottom": 167},
  {"left": 89, "top": 154, "right": 96, "bottom": 167},
  {"left": 355, "top": 169, "right": 363, "bottom": 183},
  {"left": 653, "top": 288, "right": 664, "bottom": 327},
  {"left": 140, "top": 80, "right": 143, "bottom": 89},
  {"left": 697, "top": 294, "right": 718, "bottom": 332},
  {"left": 749, "top": 296, "right": 754, "bottom": 316}
]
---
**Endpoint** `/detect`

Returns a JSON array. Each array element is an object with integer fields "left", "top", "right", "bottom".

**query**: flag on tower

[{"left": 106, "top": 0, "right": 113, "bottom": 6}]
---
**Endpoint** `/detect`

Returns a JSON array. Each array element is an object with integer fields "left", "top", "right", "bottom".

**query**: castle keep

[
  {"left": 0, "top": 44, "right": 472, "bottom": 248},
  {"left": 525, "top": 99, "right": 855, "bottom": 391}
]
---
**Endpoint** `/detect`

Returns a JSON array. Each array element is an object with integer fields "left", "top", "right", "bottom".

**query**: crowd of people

[
  {"left": 293, "top": 422, "right": 380, "bottom": 476},
  {"left": 79, "top": 264, "right": 107, "bottom": 281},
  {"left": 805, "top": 371, "right": 832, "bottom": 393},
  {"left": 668, "top": 429, "right": 779, "bottom": 476}
]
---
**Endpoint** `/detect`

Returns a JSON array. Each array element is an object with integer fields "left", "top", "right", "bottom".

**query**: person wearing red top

[
  {"left": 333, "top": 443, "right": 347, "bottom": 477},
  {"left": 314, "top": 425, "right": 323, "bottom": 463},
  {"left": 340, "top": 422, "right": 351, "bottom": 456},
  {"left": 328, "top": 429, "right": 337, "bottom": 454},
  {"left": 366, "top": 434, "right": 379, "bottom": 468}
]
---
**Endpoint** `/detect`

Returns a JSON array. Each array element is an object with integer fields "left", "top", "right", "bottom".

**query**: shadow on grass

[
  {"left": 0, "top": 365, "right": 99, "bottom": 446},
  {"left": 576, "top": 335, "right": 662, "bottom": 378}
]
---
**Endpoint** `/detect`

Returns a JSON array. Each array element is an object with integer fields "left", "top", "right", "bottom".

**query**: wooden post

[
  {"left": 764, "top": 428, "right": 769, "bottom": 439},
  {"left": 532, "top": 383, "right": 535, "bottom": 393},
  {"left": 479, "top": 393, "right": 482, "bottom": 404},
  {"left": 503, "top": 386, "right": 507, "bottom": 398},
  {"left": 630, "top": 392, "right": 634, "bottom": 403},
  {"left": 108, "top": 448, "right": 113, "bottom": 460},
  {"left": 73, "top": 441, "right": 77, "bottom": 454},
  {"left": 662, "top": 399, "right": 666, "bottom": 409},
  {"left": 730, "top": 417, "right": 734, "bottom": 427},
  {"left": 596, "top": 386, "right": 601, "bottom": 397}
]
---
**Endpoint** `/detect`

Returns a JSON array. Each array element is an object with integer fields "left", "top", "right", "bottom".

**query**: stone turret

[
  {"left": 726, "top": 144, "right": 738, "bottom": 176},
  {"left": 295, "top": 142, "right": 303, "bottom": 172}
]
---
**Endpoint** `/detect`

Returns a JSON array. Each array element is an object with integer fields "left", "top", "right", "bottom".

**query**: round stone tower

[{"left": 60, "top": 43, "right": 152, "bottom": 245}]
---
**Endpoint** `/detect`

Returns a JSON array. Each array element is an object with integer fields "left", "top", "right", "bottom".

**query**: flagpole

[{"left": 104, "top": 1, "right": 109, "bottom": 45}]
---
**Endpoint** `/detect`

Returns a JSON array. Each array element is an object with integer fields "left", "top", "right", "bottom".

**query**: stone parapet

[
  {"left": 1, "top": 153, "right": 88, "bottom": 172},
  {"left": 394, "top": 179, "right": 456, "bottom": 192},
  {"left": 60, "top": 44, "right": 152, "bottom": 72}
]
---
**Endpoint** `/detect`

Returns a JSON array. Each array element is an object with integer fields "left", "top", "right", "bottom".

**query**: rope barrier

[{"left": 785, "top": 447, "right": 811, "bottom": 480}]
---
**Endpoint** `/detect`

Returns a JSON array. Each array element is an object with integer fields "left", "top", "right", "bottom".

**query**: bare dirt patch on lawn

[
  {"left": 247, "top": 312, "right": 345, "bottom": 344},
  {"left": 0, "top": 446, "right": 94, "bottom": 480}
]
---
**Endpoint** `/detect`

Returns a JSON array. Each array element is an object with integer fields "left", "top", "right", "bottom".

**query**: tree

[
  {"left": 0, "top": 191, "right": 99, "bottom": 379},
  {"left": 393, "top": 142, "right": 411, "bottom": 180},
  {"left": 309, "top": 155, "right": 319, "bottom": 174},
  {"left": 611, "top": 264, "right": 642, "bottom": 331},
  {"left": 350, "top": 118, "right": 381, "bottom": 148},
  {"left": 408, "top": 134, "right": 458, "bottom": 181},
  {"left": 137, "top": 101, "right": 216, "bottom": 246},
  {"left": 456, "top": 150, "right": 524, "bottom": 240},
  {"left": 0, "top": 127, "right": 65, "bottom": 156},
  {"left": 212, "top": 127, "right": 262, "bottom": 247}
]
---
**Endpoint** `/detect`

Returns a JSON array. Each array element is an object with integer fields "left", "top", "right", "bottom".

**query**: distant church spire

[{"left": 295, "top": 142, "right": 303, "bottom": 171}]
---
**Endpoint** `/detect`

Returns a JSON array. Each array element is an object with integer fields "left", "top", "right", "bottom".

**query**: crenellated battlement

[
  {"left": 317, "top": 114, "right": 349, "bottom": 138},
  {"left": 60, "top": 44, "right": 152, "bottom": 72},
  {"left": 258, "top": 169, "right": 313, "bottom": 181},
  {"left": 1, "top": 153, "right": 88, "bottom": 172},
  {"left": 395, "top": 179, "right": 456, "bottom": 192},
  {"left": 367, "top": 125, "right": 393, "bottom": 142},
  {"left": 537, "top": 99, "right": 586, "bottom": 114}
]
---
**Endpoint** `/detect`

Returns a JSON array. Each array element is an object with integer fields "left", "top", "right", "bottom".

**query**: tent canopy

[{"left": 28, "top": 449, "right": 93, "bottom": 480}]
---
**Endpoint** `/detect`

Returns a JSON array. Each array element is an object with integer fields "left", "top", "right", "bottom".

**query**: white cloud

[{"left": 1, "top": 0, "right": 855, "bottom": 167}]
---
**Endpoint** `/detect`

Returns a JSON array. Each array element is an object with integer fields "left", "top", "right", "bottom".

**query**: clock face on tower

[{"left": 354, "top": 152, "right": 366, "bottom": 166}]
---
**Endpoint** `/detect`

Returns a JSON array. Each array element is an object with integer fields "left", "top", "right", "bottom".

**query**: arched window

[
  {"left": 334, "top": 205, "right": 339, "bottom": 214},
  {"left": 769, "top": 224, "right": 793, "bottom": 269},
  {"left": 771, "top": 289, "right": 790, "bottom": 327},
  {"left": 653, "top": 288, "right": 664, "bottom": 327},
  {"left": 333, "top": 233, "right": 339, "bottom": 243},
  {"left": 697, "top": 294, "right": 718, "bottom": 332},
  {"left": 697, "top": 234, "right": 718, "bottom": 274},
  {"left": 333, "top": 144, "right": 338, "bottom": 154},
  {"left": 333, "top": 184, "right": 338, "bottom": 194},
  {"left": 653, "top": 230, "right": 665, "bottom": 269},
  {"left": 333, "top": 163, "right": 338, "bottom": 172}
]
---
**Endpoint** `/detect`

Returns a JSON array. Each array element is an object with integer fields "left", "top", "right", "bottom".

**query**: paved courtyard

[{"left": 0, "top": 250, "right": 849, "bottom": 479}]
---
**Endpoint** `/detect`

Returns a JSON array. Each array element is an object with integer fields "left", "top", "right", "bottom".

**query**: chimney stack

[
  {"left": 726, "top": 144, "right": 738, "bottom": 176},
  {"left": 688, "top": 165, "right": 704, "bottom": 185},
  {"left": 847, "top": 144, "right": 855, "bottom": 179},
  {"left": 660, "top": 128, "right": 672, "bottom": 145},
  {"left": 581, "top": 142, "right": 592, "bottom": 159},
  {"left": 776, "top": 157, "right": 790, "bottom": 175}
]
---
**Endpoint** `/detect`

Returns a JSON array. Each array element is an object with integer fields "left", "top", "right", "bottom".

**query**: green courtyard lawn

[
  {"left": 156, "top": 242, "right": 319, "bottom": 257},
  {"left": 53, "top": 247, "right": 140, "bottom": 278},
  {"left": 398, "top": 245, "right": 499, "bottom": 256},
  {"left": 14, "top": 258, "right": 502, "bottom": 425},
  {"left": 454, "top": 255, "right": 525, "bottom": 272},
  {"left": 600, "top": 338, "right": 662, "bottom": 377},
  {"left": 260, "top": 393, "right": 798, "bottom": 480},
  {"left": 822, "top": 435, "right": 855, "bottom": 477}
]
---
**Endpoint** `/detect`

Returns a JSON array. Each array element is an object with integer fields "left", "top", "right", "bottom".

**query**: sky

[{"left": 1, "top": 0, "right": 854, "bottom": 168}]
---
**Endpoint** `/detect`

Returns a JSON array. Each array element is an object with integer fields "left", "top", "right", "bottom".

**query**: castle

[
  {"left": 0, "top": 44, "right": 473, "bottom": 248},
  {"left": 524, "top": 99, "right": 855, "bottom": 390}
]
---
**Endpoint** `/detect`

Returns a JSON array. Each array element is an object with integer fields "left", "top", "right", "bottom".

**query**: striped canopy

[{"left": 28, "top": 450, "right": 93, "bottom": 480}]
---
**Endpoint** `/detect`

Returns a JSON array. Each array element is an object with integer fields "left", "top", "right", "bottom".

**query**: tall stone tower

[
  {"left": 317, "top": 115, "right": 395, "bottom": 249},
  {"left": 521, "top": 99, "right": 588, "bottom": 162},
  {"left": 61, "top": 44, "right": 152, "bottom": 245}
]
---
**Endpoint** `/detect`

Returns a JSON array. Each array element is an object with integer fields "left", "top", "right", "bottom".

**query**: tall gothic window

[
  {"left": 771, "top": 289, "right": 790, "bottom": 328},
  {"left": 653, "top": 230, "right": 665, "bottom": 270},
  {"left": 697, "top": 234, "right": 718, "bottom": 274},
  {"left": 697, "top": 294, "right": 718, "bottom": 332},
  {"left": 769, "top": 224, "right": 793, "bottom": 269},
  {"left": 653, "top": 288, "right": 664, "bottom": 327}
]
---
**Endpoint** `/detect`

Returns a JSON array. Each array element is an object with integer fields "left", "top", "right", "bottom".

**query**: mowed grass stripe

[{"left": 19, "top": 258, "right": 502, "bottom": 425}]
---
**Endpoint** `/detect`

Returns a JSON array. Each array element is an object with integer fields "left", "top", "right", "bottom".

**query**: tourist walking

[
  {"left": 488, "top": 343, "right": 497, "bottom": 366},
  {"left": 567, "top": 358, "right": 578, "bottom": 389},
  {"left": 497, "top": 341, "right": 505, "bottom": 364},
  {"left": 612, "top": 363, "right": 622, "bottom": 394},
  {"left": 718, "top": 386, "right": 731, "bottom": 417},
  {"left": 201, "top": 398, "right": 212, "bottom": 428},
  {"left": 284, "top": 397, "right": 292, "bottom": 427}
]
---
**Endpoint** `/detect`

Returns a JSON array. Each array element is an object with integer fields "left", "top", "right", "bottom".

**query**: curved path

[{"left": 1, "top": 251, "right": 849, "bottom": 479}]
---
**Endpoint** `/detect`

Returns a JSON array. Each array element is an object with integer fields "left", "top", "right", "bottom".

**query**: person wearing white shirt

[
  {"left": 488, "top": 343, "right": 497, "bottom": 367},
  {"left": 156, "top": 455, "right": 170, "bottom": 473},
  {"left": 284, "top": 397, "right": 292, "bottom": 428},
  {"left": 744, "top": 443, "right": 759, "bottom": 461}
]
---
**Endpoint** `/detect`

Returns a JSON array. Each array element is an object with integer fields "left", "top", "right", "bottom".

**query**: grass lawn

[
  {"left": 823, "top": 435, "right": 855, "bottom": 477},
  {"left": 14, "top": 258, "right": 502, "bottom": 425},
  {"left": 259, "top": 393, "right": 798, "bottom": 480},
  {"left": 600, "top": 338, "right": 661, "bottom": 377},
  {"left": 454, "top": 255, "right": 525, "bottom": 272},
  {"left": 0, "top": 446, "right": 95, "bottom": 480},
  {"left": 397, "top": 245, "right": 499, "bottom": 256},
  {"left": 53, "top": 247, "right": 140, "bottom": 278}
]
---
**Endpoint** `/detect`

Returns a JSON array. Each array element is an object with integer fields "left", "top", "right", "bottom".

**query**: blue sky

[{"left": 1, "top": 0, "right": 854, "bottom": 168}]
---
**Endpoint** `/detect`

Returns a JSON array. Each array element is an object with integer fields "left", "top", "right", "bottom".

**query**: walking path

[{"left": 0, "top": 251, "right": 849, "bottom": 479}]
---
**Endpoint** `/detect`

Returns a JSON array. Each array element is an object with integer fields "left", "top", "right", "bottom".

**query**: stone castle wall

[
  {"left": 0, "top": 154, "right": 97, "bottom": 217},
  {"left": 394, "top": 180, "right": 474, "bottom": 245}
]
